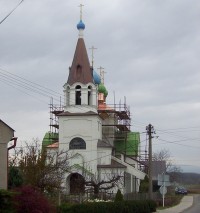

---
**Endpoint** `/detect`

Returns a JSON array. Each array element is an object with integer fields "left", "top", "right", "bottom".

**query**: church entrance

[{"left": 70, "top": 173, "right": 85, "bottom": 194}]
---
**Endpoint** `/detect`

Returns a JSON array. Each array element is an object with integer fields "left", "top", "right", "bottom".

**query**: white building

[{"left": 45, "top": 9, "right": 145, "bottom": 196}]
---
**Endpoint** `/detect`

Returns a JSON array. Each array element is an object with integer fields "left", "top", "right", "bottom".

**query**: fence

[{"left": 124, "top": 192, "right": 161, "bottom": 201}]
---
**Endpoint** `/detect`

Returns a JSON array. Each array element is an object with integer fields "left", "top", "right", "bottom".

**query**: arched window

[
  {"left": 67, "top": 86, "right": 70, "bottom": 105},
  {"left": 75, "top": 85, "right": 81, "bottom": 105},
  {"left": 88, "top": 85, "right": 92, "bottom": 105},
  {"left": 69, "top": 137, "right": 86, "bottom": 149}
]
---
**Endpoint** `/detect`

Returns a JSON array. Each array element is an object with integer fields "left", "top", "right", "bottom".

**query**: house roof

[
  {"left": 0, "top": 119, "right": 15, "bottom": 132},
  {"left": 67, "top": 38, "right": 93, "bottom": 85},
  {"left": 97, "top": 159, "right": 127, "bottom": 169},
  {"left": 142, "top": 160, "right": 166, "bottom": 180}
]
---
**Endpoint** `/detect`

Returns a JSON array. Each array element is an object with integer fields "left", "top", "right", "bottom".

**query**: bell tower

[
  {"left": 63, "top": 4, "right": 97, "bottom": 113},
  {"left": 59, "top": 5, "right": 102, "bottom": 175}
]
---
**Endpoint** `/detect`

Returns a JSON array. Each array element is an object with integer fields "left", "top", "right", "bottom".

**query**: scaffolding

[
  {"left": 98, "top": 97, "right": 132, "bottom": 154},
  {"left": 48, "top": 97, "right": 64, "bottom": 145}
]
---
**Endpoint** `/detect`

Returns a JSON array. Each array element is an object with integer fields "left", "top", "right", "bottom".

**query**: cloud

[{"left": 0, "top": 0, "right": 199, "bottom": 172}]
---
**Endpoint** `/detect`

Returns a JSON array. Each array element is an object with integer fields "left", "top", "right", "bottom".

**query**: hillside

[{"left": 170, "top": 172, "right": 200, "bottom": 185}]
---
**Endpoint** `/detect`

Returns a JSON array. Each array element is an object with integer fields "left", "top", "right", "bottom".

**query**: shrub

[
  {"left": 114, "top": 189, "right": 124, "bottom": 202},
  {"left": 13, "top": 185, "right": 55, "bottom": 213},
  {"left": 58, "top": 200, "right": 157, "bottom": 213},
  {"left": 0, "top": 189, "right": 15, "bottom": 213}
]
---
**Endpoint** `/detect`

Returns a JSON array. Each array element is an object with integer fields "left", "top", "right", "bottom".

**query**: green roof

[
  {"left": 42, "top": 132, "right": 59, "bottom": 147},
  {"left": 114, "top": 132, "right": 140, "bottom": 156},
  {"left": 98, "top": 83, "right": 108, "bottom": 97}
]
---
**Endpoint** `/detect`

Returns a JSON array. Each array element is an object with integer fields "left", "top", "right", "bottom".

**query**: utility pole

[{"left": 146, "top": 124, "right": 155, "bottom": 200}]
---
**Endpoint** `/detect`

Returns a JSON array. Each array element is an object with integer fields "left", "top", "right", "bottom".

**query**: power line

[
  {"left": 0, "top": 0, "right": 24, "bottom": 25},
  {"left": 0, "top": 68, "right": 63, "bottom": 102},
  {"left": 155, "top": 138, "right": 200, "bottom": 149}
]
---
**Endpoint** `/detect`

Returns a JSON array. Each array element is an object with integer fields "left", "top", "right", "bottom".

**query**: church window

[
  {"left": 69, "top": 137, "right": 86, "bottom": 149},
  {"left": 67, "top": 86, "right": 70, "bottom": 105},
  {"left": 88, "top": 85, "right": 92, "bottom": 105},
  {"left": 75, "top": 85, "right": 81, "bottom": 105}
]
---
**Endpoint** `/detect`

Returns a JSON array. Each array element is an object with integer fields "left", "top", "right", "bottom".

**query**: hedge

[{"left": 58, "top": 200, "right": 157, "bottom": 213}]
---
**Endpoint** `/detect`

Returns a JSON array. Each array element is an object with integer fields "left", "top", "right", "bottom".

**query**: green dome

[
  {"left": 98, "top": 83, "right": 107, "bottom": 94},
  {"left": 104, "top": 89, "right": 108, "bottom": 97}
]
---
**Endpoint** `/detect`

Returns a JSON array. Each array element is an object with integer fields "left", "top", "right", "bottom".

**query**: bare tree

[
  {"left": 83, "top": 169, "right": 124, "bottom": 198},
  {"left": 9, "top": 138, "right": 69, "bottom": 193}
]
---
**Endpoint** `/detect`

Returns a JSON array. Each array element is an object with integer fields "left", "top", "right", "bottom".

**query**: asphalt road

[{"left": 182, "top": 195, "right": 200, "bottom": 213}]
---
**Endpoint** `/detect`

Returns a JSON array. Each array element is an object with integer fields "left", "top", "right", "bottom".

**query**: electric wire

[{"left": 0, "top": 0, "right": 24, "bottom": 25}]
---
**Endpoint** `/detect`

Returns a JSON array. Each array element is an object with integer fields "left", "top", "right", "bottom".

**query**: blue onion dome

[
  {"left": 98, "top": 83, "right": 108, "bottom": 97},
  {"left": 77, "top": 20, "right": 85, "bottom": 30},
  {"left": 93, "top": 70, "right": 101, "bottom": 85}
]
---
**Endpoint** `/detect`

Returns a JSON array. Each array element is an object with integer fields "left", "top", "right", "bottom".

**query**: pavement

[{"left": 156, "top": 195, "right": 193, "bottom": 213}]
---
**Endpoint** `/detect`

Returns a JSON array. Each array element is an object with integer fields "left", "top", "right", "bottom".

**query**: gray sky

[{"left": 1, "top": 0, "right": 200, "bottom": 173}]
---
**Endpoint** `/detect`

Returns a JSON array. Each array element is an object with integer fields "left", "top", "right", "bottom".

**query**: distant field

[{"left": 187, "top": 185, "right": 200, "bottom": 194}]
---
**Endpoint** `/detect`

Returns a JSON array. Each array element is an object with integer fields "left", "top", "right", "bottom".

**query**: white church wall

[
  {"left": 97, "top": 147, "right": 112, "bottom": 165},
  {"left": 98, "top": 167, "right": 125, "bottom": 194},
  {"left": 59, "top": 115, "right": 102, "bottom": 175}
]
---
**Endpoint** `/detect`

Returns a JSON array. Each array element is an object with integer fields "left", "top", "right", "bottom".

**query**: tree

[
  {"left": 139, "top": 175, "right": 149, "bottom": 193},
  {"left": 83, "top": 169, "right": 123, "bottom": 199},
  {"left": 9, "top": 138, "right": 69, "bottom": 194},
  {"left": 8, "top": 166, "right": 23, "bottom": 189}
]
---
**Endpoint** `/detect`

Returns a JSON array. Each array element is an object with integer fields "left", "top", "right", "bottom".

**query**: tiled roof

[
  {"left": 67, "top": 38, "right": 93, "bottom": 85},
  {"left": 46, "top": 142, "right": 59, "bottom": 148}
]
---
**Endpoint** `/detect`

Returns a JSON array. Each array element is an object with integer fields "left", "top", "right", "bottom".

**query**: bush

[
  {"left": 0, "top": 189, "right": 15, "bottom": 213},
  {"left": 13, "top": 185, "right": 55, "bottom": 213},
  {"left": 114, "top": 189, "right": 124, "bottom": 202},
  {"left": 58, "top": 200, "right": 157, "bottom": 213}
]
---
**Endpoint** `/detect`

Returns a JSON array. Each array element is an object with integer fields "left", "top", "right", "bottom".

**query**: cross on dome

[{"left": 77, "top": 3, "right": 85, "bottom": 37}]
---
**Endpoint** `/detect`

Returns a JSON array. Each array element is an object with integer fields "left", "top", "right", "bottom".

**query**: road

[{"left": 182, "top": 195, "right": 200, "bottom": 213}]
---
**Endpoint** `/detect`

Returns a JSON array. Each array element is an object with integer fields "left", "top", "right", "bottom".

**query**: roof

[
  {"left": 42, "top": 132, "right": 58, "bottom": 147},
  {"left": 97, "top": 159, "right": 127, "bottom": 169},
  {"left": 46, "top": 142, "right": 59, "bottom": 148},
  {"left": 142, "top": 161, "right": 166, "bottom": 180},
  {"left": 0, "top": 119, "right": 15, "bottom": 132},
  {"left": 67, "top": 38, "right": 93, "bottom": 85},
  {"left": 97, "top": 139, "right": 113, "bottom": 148}
]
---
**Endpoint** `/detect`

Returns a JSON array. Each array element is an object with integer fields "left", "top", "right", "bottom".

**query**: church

[{"left": 43, "top": 6, "right": 145, "bottom": 196}]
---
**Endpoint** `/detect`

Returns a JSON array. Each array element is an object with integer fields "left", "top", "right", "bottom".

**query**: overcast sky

[{"left": 1, "top": 0, "right": 200, "bottom": 173}]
